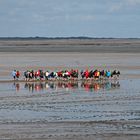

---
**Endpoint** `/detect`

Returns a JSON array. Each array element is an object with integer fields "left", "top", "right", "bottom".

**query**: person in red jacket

[
  {"left": 85, "top": 69, "right": 89, "bottom": 79},
  {"left": 16, "top": 70, "right": 20, "bottom": 80}
]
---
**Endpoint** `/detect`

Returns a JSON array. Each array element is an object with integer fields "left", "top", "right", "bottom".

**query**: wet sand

[
  {"left": 0, "top": 39, "right": 140, "bottom": 140},
  {"left": 0, "top": 52, "right": 140, "bottom": 80},
  {"left": 0, "top": 79, "right": 140, "bottom": 140}
]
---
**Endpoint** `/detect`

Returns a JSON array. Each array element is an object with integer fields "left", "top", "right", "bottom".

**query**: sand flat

[
  {"left": 0, "top": 39, "right": 140, "bottom": 140},
  {"left": 0, "top": 52, "right": 140, "bottom": 80}
]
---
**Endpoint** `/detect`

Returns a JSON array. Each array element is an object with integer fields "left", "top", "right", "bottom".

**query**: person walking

[{"left": 12, "top": 70, "right": 17, "bottom": 80}]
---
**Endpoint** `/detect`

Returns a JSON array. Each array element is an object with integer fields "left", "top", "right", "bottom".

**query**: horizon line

[{"left": 0, "top": 36, "right": 140, "bottom": 39}]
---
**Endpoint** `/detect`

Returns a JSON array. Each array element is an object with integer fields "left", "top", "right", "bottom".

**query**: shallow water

[{"left": 0, "top": 79, "right": 140, "bottom": 123}]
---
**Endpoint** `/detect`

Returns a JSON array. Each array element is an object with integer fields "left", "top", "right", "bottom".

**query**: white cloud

[
  {"left": 82, "top": 15, "right": 95, "bottom": 21},
  {"left": 109, "top": 3, "right": 123, "bottom": 12},
  {"left": 64, "top": 14, "right": 95, "bottom": 22},
  {"left": 109, "top": 2, "right": 126, "bottom": 13},
  {"left": 126, "top": 0, "right": 140, "bottom": 5},
  {"left": 109, "top": 0, "right": 140, "bottom": 13}
]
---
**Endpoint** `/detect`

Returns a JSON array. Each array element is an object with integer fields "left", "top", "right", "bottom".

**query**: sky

[{"left": 0, "top": 0, "right": 140, "bottom": 38}]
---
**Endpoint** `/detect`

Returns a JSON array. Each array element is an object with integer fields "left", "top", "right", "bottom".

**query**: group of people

[
  {"left": 11, "top": 70, "right": 20, "bottom": 80},
  {"left": 81, "top": 69, "right": 120, "bottom": 79},
  {"left": 12, "top": 69, "right": 120, "bottom": 81},
  {"left": 23, "top": 69, "right": 79, "bottom": 81}
]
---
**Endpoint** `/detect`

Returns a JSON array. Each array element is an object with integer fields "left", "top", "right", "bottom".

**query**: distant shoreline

[
  {"left": 0, "top": 38, "right": 140, "bottom": 45},
  {"left": 0, "top": 38, "right": 140, "bottom": 53},
  {"left": 0, "top": 37, "right": 140, "bottom": 40}
]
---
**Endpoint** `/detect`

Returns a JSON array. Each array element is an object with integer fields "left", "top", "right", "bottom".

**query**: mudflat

[
  {"left": 0, "top": 52, "right": 140, "bottom": 80},
  {"left": 0, "top": 39, "right": 140, "bottom": 140},
  {"left": 0, "top": 38, "right": 140, "bottom": 53}
]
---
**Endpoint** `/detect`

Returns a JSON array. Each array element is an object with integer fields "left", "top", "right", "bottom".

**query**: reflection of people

[
  {"left": 105, "top": 82, "right": 111, "bottom": 90},
  {"left": 45, "top": 83, "right": 49, "bottom": 89},
  {"left": 28, "top": 83, "right": 34, "bottom": 92},
  {"left": 49, "top": 82, "right": 55, "bottom": 89},
  {"left": 81, "top": 82, "right": 94, "bottom": 92},
  {"left": 56, "top": 81, "right": 78, "bottom": 89},
  {"left": 13, "top": 82, "right": 20, "bottom": 91},
  {"left": 16, "top": 83, "right": 20, "bottom": 91},
  {"left": 81, "top": 81, "right": 120, "bottom": 92},
  {"left": 25, "top": 83, "right": 37, "bottom": 92},
  {"left": 94, "top": 83, "right": 100, "bottom": 91},
  {"left": 34, "top": 83, "right": 44, "bottom": 91},
  {"left": 111, "top": 81, "right": 120, "bottom": 89},
  {"left": 23, "top": 81, "right": 120, "bottom": 93}
]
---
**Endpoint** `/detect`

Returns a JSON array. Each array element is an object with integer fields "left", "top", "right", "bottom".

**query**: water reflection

[
  {"left": 13, "top": 82, "right": 20, "bottom": 92},
  {"left": 81, "top": 81, "right": 120, "bottom": 92},
  {"left": 13, "top": 80, "right": 120, "bottom": 93}
]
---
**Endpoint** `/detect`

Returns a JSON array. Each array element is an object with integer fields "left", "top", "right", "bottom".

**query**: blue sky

[{"left": 0, "top": 0, "right": 140, "bottom": 38}]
